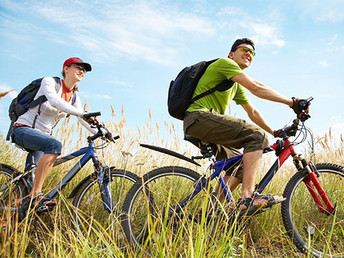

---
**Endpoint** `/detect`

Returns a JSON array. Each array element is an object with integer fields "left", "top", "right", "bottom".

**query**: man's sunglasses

[{"left": 236, "top": 46, "right": 256, "bottom": 57}]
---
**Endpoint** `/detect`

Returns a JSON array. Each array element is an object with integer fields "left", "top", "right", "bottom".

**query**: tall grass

[{"left": 0, "top": 107, "right": 343, "bottom": 257}]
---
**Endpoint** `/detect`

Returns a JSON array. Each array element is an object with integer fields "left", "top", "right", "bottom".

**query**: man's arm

[
  {"left": 231, "top": 72, "right": 293, "bottom": 107},
  {"left": 241, "top": 102, "right": 274, "bottom": 135}
]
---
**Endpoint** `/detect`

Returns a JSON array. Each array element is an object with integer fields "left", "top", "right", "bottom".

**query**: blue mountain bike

[
  {"left": 121, "top": 98, "right": 344, "bottom": 257},
  {"left": 0, "top": 112, "right": 139, "bottom": 246}
]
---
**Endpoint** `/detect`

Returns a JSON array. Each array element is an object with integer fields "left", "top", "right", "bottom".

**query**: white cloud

[
  {"left": 239, "top": 21, "right": 285, "bottom": 47},
  {"left": 107, "top": 80, "right": 133, "bottom": 88},
  {"left": 319, "top": 61, "right": 329, "bottom": 67},
  {"left": 296, "top": 0, "right": 344, "bottom": 23},
  {"left": 1, "top": 0, "right": 288, "bottom": 66},
  {"left": 217, "top": 7, "right": 245, "bottom": 16},
  {"left": 30, "top": 1, "right": 215, "bottom": 66},
  {"left": 332, "top": 123, "right": 344, "bottom": 130},
  {"left": 95, "top": 94, "right": 112, "bottom": 100}
]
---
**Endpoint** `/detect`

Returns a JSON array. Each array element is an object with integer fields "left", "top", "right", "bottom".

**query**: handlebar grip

[
  {"left": 82, "top": 111, "right": 101, "bottom": 120},
  {"left": 306, "top": 96, "right": 314, "bottom": 102},
  {"left": 299, "top": 97, "right": 313, "bottom": 109}
]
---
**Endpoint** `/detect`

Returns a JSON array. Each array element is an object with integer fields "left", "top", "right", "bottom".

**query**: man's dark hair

[{"left": 230, "top": 38, "right": 255, "bottom": 52}]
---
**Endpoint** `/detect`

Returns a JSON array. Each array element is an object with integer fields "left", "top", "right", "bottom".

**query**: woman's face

[{"left": 64, "top": 64, "right": 86, "bottom": 82}]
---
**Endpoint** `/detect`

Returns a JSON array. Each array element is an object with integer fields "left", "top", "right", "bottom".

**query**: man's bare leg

[
  {"left": 216, "top": 175, "right": 241, "bottom": 202},
  {"left": 241, "top": 150, "right": 263, "bottom": 198}
]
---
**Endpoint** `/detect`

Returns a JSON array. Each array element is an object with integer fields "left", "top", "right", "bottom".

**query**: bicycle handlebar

[
  {"left": 299, "top": 96, "right": 313, "bottom": 110},
  {"left": 84, "top": 112, "right": 120, "bottom": 143},
  {"left": 277, "top": 96, "right": 313, "bottom": 139},
  {"left": 82, "top": 111, "right": 101, "bottom": 120}
]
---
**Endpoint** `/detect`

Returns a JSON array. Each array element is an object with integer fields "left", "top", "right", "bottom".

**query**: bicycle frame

[
  {"left": 1, "top": 141, "right": 114, "bottom": 213},
  {"left": 48, "top": 141, "right": 115, "bottom": 212},
  {"left": 174, "top": 138, "right": 335, "bottom": 215}
]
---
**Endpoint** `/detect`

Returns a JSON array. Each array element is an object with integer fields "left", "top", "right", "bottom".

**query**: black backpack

[
  {"left": 167, "top": 59, "right": 235, "bottom": 120},
  {"left": 6, "top": 77, "right": 60, "bottom": 140}
]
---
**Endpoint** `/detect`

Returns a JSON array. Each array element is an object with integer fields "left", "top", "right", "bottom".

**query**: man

[{"left": 183, "top": 38, "right": 308, "bottom": 211}]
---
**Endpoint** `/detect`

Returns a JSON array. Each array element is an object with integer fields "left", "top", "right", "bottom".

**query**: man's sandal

[{"left": 237, "top": 193, "right": 286, "bottom": 217}]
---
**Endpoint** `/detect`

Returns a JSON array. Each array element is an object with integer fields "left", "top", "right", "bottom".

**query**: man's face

[{"left": 229, "top": 43, "right": 255, "bottom": 70}]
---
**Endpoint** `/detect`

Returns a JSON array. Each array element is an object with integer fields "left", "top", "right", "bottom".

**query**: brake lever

[{"left": 299, "top": 113, "right": 311, "bottom": 122}]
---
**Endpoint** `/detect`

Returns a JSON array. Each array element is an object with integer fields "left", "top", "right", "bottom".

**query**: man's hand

[
  {"left": 273, "top": 129, "right": 283, "bottom": 138},
  {"left": 290, "top": 97, "right": 310, "bottom": 116}
]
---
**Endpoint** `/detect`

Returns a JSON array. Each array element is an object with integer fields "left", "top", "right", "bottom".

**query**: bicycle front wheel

[
  {"left": 72, "top": 168, "right": 139, "bottom": 248},
  {"left": 0, "top": 164, "right": 29, "bottom": 233},
  {"left": 282, "top": 163, "right": 344, "bottom": 257},
  {"left": 121, "top": 166, "right": 217, "bottom": 254}
]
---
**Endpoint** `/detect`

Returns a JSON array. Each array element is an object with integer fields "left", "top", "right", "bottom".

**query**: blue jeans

[{"left": 11, "top": 126, "right": 62, "bottom": 171}]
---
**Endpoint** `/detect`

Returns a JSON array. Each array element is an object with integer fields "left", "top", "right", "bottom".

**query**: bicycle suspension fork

[
  {"left": 93, "top": 156, "right": 114, "bottom": 213},
  {"left": 294, "top": 156, "right": 335, "bottom": 214}
]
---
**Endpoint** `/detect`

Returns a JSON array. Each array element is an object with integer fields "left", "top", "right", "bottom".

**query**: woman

[{"left": 11, "top": 57, "right": 96, "bottom": 212}]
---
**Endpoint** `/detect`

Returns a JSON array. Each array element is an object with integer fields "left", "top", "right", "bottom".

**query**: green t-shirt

[{"left": 187, "top": 58, "right": 250, "bottom": 114}]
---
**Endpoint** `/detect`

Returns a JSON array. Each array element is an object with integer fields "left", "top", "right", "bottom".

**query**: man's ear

[{"left": 228, "top": 52, "right": 233, "bottom": 59}]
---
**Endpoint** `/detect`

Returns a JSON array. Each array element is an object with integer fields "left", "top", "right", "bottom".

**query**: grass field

[{"left": 0, "top": 112, "right": 343, "bottom": 257}]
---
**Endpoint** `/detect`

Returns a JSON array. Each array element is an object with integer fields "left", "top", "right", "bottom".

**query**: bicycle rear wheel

[
  {"left": 121, "top": 166, "right": 217, "bottom": 254},
  {"left": 71, "top": 168, "right": 139, "bottom": 249},
  {"left": 282, "top": 163, "right": 344, "bottom": 257},
  {"left": 0, "top": 164, "right": 29, "bottom": 233}
]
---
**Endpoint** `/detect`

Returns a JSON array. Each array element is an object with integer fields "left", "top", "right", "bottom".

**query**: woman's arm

[{"left": 40, "top": 77, "right": 84, "bottom": 116}]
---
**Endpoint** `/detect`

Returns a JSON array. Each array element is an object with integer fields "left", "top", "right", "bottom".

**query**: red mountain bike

[{"left": 122, "top": 97, "right": 344, "bottom": 257}]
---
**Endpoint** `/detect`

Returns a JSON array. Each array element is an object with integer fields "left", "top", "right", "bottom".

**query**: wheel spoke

[{"left": 72, "top": 169, "right": 139, "bottom": 249}]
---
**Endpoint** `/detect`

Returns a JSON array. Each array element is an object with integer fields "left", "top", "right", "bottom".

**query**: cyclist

[
  {"left": 183, "top": 38, "right": 309, "bottom": 211},
  {"left": 11, "top": 57, "right": 96, "bottom": 214}
]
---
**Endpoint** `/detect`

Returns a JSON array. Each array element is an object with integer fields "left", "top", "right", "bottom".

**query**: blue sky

[{"left": 1, "top": 0, "right": 344, "bottom": 144}]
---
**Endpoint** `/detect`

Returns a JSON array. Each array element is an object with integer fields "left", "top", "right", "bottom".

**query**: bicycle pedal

[
  {"left": 36, "top": 205, "right": 54, "bottom": 213},
  {"left": 262, "top": 206, "right": 272, "bottom": 211}
]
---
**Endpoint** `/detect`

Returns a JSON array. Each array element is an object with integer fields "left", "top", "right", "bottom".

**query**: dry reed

[{"left": 0, "top": 107, "right": 343, "bottom": 257}]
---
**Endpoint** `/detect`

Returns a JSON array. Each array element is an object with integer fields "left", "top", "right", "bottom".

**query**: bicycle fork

[
  {"left": 98, "top": 166, "right": 115, "bottom": 213},
  {"left": 299, "top": 159, "right": 335, "bottom": 214}
]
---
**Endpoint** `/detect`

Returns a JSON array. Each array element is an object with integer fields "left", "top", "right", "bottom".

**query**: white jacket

[{"left": 16, "top": 77, "right": 96, "bottom": 135}]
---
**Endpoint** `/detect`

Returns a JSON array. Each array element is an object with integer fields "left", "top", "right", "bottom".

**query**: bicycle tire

[
  {"left": 0, "top": 164, "right": 29, "bottom": 233},
  {"left": 121, "top": 166, "right": 218, "bottom": 253},
  {"left": 282, "top": 163, "right": 344, "bottom": 257},
  {"left": 72, "top": 168, "right": 139, "bottom": 248}
]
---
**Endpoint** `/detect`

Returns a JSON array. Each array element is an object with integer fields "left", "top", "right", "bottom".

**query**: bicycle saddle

[{"left": 184, "top": 135, "right": 214, "bottom": 158}]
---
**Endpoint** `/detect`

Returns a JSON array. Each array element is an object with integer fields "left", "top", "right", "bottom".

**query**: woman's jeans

[{"left": 11, "top": 126, "right": 62, "bottom": 171}]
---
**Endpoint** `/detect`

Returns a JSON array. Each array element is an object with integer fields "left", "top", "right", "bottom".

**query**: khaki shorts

[{"left": 183, "top": 110, "right": 269, "bottom": 178}]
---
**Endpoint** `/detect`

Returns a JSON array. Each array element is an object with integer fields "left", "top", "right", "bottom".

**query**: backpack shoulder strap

[
  {"left": 29, "top": 77, "right": 61, "bottom": 107},
  {"left": 190, "top": 79, "right": 235, "bottom": 104},
  {"left": 53, "top": 77, "right": 76, "bottom": 105},
  {"left": 71, "top": 90, "right": 77, "bottom": 105},
  {"left": 53, "top": 76, "right": 61, "bottom": 92}
]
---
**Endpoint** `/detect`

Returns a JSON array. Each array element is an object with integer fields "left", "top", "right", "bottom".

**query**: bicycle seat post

[{"left": 26, "top": 150, "right": 37, "bottom": 185}]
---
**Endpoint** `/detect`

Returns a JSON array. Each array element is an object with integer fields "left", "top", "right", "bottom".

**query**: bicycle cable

[{"left": 289, "top": 121, "right": 315, "bottom": 161}]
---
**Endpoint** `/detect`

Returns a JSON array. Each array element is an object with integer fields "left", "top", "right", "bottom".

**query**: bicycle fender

[
  {"left": 68, "top": 172, "right": 97, "bottom": 199},
  {"left": 140, "top": 143, "right": 201, "bottom": 166}
]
